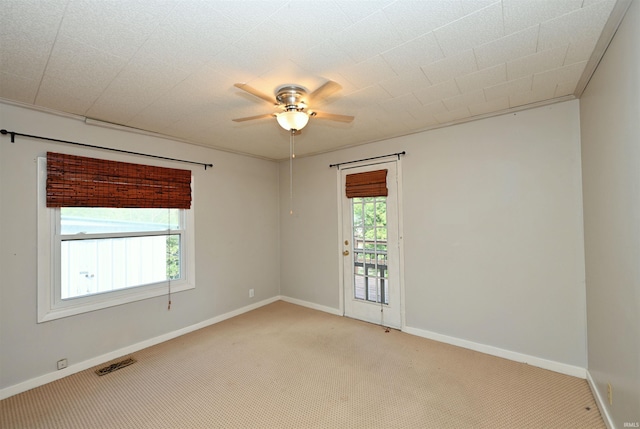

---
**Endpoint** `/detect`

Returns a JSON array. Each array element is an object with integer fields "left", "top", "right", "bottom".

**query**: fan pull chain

[{"left": 289, "top": 130, "right": 294, "bottom": 215}]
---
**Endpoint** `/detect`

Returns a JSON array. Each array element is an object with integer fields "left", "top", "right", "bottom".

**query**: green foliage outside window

[
  {"left": 166, "top": 235, "right": 180, "bottom": 280},
  {"left": 353, "top": 197, "right": 387, "bottom": 243}
]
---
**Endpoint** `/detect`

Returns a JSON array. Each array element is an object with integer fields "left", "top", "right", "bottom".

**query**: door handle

[{"left": 343, "top": 250, "right": 349, "bottom": 256}]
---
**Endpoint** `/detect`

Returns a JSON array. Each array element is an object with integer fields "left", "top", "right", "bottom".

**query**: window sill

[{"left": 37, "top": 281, "right": 195, "bottom": 323}]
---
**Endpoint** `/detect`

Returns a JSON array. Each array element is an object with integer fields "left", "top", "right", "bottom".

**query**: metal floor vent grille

[{"left": 95, "top": 357, "right": 136, "bottom": 376}]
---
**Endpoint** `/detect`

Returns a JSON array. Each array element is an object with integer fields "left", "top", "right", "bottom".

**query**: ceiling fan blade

[
  {"left": 232, "top": 113, "right": 275, "bottom": 122},
  {"left": 234, "top": 83, "right": 275, "bottom": 104},
  {"left": 309, "top": 80, "right": 342, "bottom": 102},
  {"left": 311, "top": 111, "right": 354, "bottom": 123}
]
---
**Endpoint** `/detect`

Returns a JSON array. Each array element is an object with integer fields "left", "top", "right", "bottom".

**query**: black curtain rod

[
  {"left": 329, "top": 151, "right": 406, "bottom": 168},
  {"left": 1, "top": 129, "right": 213, "bottom": 170}
]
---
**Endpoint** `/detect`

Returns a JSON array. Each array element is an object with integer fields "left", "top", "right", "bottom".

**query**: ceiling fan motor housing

[{"left": 276, "top": 85, "right": 308, "bottom": 111}]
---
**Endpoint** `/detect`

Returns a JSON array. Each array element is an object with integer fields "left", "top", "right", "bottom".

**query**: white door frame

[{"left": 336, "top": 158, "right": 405, "bottom": 329}]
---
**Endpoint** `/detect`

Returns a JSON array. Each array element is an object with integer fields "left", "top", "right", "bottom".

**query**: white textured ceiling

[{"left": 0, "top": 0, "right": 625, "bottom": 160}]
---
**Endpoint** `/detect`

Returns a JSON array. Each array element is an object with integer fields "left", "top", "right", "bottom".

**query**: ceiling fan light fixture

[{"left": 276, "top": 110, "right": 309, "bottom": 131}]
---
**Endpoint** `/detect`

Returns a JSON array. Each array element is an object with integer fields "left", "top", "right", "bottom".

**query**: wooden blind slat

[
  {"left": 46, "top": 152, "right": 192, "bottom": 209},
  {"left": 345, "top": 169, "right": 388, "bottom": 198}
]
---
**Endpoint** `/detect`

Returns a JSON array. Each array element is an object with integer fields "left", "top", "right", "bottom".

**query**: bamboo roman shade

[
  {"left": 345, "top": 169, "right": 388, "bottom": 198},
  {"left": 46, "top": 152, "right": 192, "bottom": 209}
]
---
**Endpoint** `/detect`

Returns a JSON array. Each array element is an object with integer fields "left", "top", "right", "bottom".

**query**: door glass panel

[{"left": 351, "top": 196, "right": 389, "bottom": 305}]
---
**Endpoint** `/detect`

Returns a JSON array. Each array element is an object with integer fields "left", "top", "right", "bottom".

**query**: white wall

[
  {"left": 279, "top": 154, "right": 342, "bottom": 310},
  {"left": 280, "top": 100, "right": 587, "bottom": 370},
  {"left": 0, "top": 102, "right": 280, "bottom": 392},
  {"left": 580, "top": 0, "right": 640, "bottom": 426}
]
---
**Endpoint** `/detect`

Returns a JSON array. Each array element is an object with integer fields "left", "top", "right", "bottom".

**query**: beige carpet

[{"left": 1, "top": 301, "right": 605, "bottom": 428}]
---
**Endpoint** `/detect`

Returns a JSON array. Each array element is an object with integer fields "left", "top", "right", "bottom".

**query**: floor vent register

[{"left": 95, "top": 357, "right": 137, "bottom": 376}]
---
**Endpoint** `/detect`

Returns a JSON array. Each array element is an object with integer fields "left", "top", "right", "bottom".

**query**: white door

[{"left": 341, "top": 161, "right": 402, "bottom": 329}]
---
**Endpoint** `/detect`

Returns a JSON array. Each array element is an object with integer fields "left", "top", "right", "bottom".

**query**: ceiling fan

[{"left": 232, "top": 80, "right": 354, "bottom": 132}]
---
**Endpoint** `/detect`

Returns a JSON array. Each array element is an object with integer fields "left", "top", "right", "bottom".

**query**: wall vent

[{"left": 95, "top": 357, "right": 136, "bottom": 376}]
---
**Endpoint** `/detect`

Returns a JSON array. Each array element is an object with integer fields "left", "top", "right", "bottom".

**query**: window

[{"left": 37, "top": 157, "right": 195, "bottom": 322}]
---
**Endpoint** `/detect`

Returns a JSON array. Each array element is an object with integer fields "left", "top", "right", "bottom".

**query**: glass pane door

[{"left": 341, "top": 161, "right": 401, "bottom": 329}]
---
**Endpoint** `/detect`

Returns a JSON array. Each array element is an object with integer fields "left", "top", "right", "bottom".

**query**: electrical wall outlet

[
  {"left": 249, "top": 288, "right": 254, "bottom": 298},
  {"left": 607, "top": 383, "right": 613, "bottom": 405},
  {"left": 57, "top": 358, "right": 68, "bottom": 370}
]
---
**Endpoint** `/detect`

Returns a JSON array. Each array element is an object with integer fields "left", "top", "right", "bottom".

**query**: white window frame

[{"left": 37, "top": 157, "right": 196, "bottom": 323}]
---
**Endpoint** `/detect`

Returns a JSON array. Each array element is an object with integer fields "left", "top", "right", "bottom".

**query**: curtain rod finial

[{"left": 1, "top": 129, "right": 15, "bottom": 143}]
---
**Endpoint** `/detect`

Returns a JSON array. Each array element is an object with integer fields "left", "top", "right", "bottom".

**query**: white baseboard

[
  {"left": 277, "top": 298, "right": 587, "bottom": 379},
  {"left": 0, "top": 296, "right": 280, "bottom": 400},
  {"left": 279, "top": 295, "right": 342, "bottom": 316},
  {"left": 586, "top": 370, "right": 616, "bottom": 429},
  {"left": 402, "top": 325, "right": 587, "bottom": 379},
  {"left": 277, "top": 298, "right": 586, "bottom": 379},
  {"left": 2, "top": 297, "right": 588, "bottom": 401}
]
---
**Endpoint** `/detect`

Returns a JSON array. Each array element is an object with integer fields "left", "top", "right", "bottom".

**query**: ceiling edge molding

[
  {"left": 0, "top": 98, "right": 278, "bottom": 163},
  {"left": 574, "top": 0, "right": 633, "bottom": 97},
  {"left": 82, "top": 119, "right": 276, "bottom": 162},
  {"left": 0, "top": 98, "right": 86, "bottom": 122},
  {"left": 282, "top": 96, "right": 577, "bottom": 162}
]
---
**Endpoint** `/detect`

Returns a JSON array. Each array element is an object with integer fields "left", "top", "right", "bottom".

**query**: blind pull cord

[
  {"left": 167, "top": 207, "right": 172, "bottom": 310},
  {"left": 289, "top": 130, "right": 295, "bottom": 215}
]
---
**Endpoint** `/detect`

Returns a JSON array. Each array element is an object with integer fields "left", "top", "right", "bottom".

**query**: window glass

[
  {"left": 61, "top": 207, "right": 180, "bottom": 234},
  {"left": 61, "top": 234, "right": 181, "bottom": 299}
]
